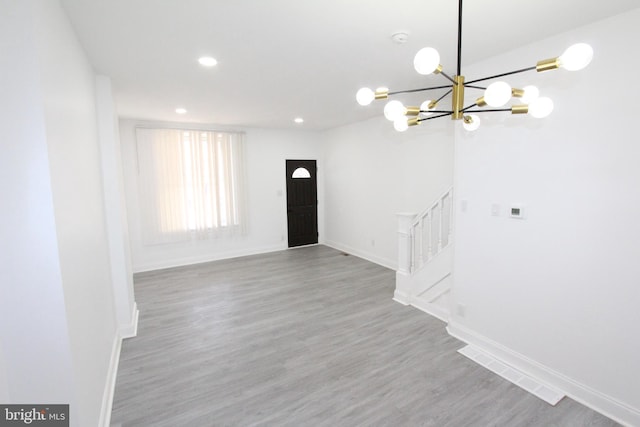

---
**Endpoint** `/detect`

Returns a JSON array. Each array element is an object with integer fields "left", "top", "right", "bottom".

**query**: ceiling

[{"left": 60, "top": 0, "right": 638, "bottom": 131}]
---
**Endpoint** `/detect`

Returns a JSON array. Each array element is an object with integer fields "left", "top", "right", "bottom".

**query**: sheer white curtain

[{"left": 136, "top": 128, "right": 246, "bottom": 245}]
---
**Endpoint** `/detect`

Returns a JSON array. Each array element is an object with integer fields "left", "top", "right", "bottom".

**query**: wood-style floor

[{"left": 111, "top": 245, "right": 618, "bottom": 426}]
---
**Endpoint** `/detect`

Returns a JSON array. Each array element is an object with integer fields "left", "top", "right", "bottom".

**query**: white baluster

[
  {"left": 447, "top": 191, "right": 453, "bottom": 246},
  {"left": 417, "top": 218, "right": 424, "bottom": 268},
  {"left": 410, "top": 227, "right": 416, "bottom": 273},
  {"left": 396, "top": 213, "right": 416, "bottom": 275},
  {"left": 438, "top": 198, "right": 444, "bottom": 252},
  {"left": 427, "top": 211, "right": 433, "bottom": 260}
]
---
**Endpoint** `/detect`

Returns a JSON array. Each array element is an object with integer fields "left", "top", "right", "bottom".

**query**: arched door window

[{"left": 292, "top": 167, "right": 311, "bottom": 179}]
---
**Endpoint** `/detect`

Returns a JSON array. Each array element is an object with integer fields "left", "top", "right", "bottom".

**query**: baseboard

[
  {"left": 392, "top": 289, "right": 450, "bottom": 323},
  {"left": 98, "top": 333, "right": 123, "bottom": 427},
  {"left": 323, "top": 240, "right": 396, "bottom": 270},
  {"left": 98, "top": 303, "right": 139, "bottom": 427},
  {"left": 120, "top": 302, "right": 139, "bottom": 339},
  {"left": 133, "top": 244, "right": 287, "bottom": 273},
  {"left": 458, "top": 344, "right": 565, "bottom": 405},
  {"left": 411, "top": 296, "right": 449, "bottom": 323},
  {"left": 392, "top": 289, "right": 410, "bottom": 305},
  {"left": 447, "top": 322, "right": 640, "bottom": 427}
]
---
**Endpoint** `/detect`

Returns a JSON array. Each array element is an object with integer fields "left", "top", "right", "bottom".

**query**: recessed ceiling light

[
  {"left": 294, "top": 117, "right": 304, "bottom": 124},
  {"left": 175, "top": 108, "right": 187, "bottom": 114},
  {"left": 198, "top": 56, "right": 218, "bottom": 67}
]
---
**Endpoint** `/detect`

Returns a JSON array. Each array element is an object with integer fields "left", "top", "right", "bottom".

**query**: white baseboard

[
  {"left": 411, "top": 296, "right": 449, "bottom": 323},
  {"left": 458, "top": 344, "right": 565, "bottom": 405},
  {"left": 323, "top": 240, "right": 396, "bottom": 270},
  {"left": 392, "top": 284, "right": 450, "bottom": 323},
  {"left": 133, "top": 244, "right": 287, "bottom": 273},
  {"left": 120, "top": 302, "right": 139, "bottom": 339},
  {"left": 393, "top": 289, "right": 410, "bottom": 305},
  {"left": 98, "top": 333, "right": 123, "bottom": 427},
  {"left": 99, "top": 303, "right": 139, "bottom": 427},
  {"left": 447, "top": 322, "right": 640, "bottom": 427}
]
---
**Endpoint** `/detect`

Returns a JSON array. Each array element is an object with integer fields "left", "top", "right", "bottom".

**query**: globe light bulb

[
  {"left": 384, "top": 100, "right": 406, "bottom": 121},
  {"left": 414, "top": 47, "right": 441, "bottom": 75},
  {"left": 529, "top": 97, "right": 554, "bottom": 118},
  {"left": 484, "top": 81, "right": 512, "bottom": 107},
  {"left": 520, "top": 85, "right": 540, "bottom": 104},
  {"left": 394, "top": 118, "right": 409, "bottom": 132},
  {"left": 420, "top": 100, "right": 436, "bottom": 116},
  {"left": 462, "top": 115, "right": 480, "bottom": 131},
  {"left": 356, "top": 87, "right": 375, "bottom": 106},
  {"left": 559, "top": 43, "right": 593, "bottom": 71}
]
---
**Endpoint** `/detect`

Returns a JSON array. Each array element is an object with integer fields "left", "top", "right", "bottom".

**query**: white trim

[
  {"left": 98, "top": 303, "right": 139, "bottom": 427},
  {"left": 98, "top": 333, "right": 122, "bottom": 427},
  {"left": 414, "top": 272, "right": 451, "bottom": 299},
  {"left": 324, "top": 240, "right": 396, "bottom": 270},
  {"left": 120, "top": 302, "right": 139, "bottom": 339},
  {"left": 133, "top": 244, "right": 287, "bottom": 273},
  {"left": 287, "top": 243, "right": 319, "bottom": 250},
  {"left": 410, "top": 296, "right": 450, "bottom": 323},
  {"left": 392, "top": 289, "right": 410, "bottom": 305},
  {"left": 458, "top": 345, "right": 565, "bottom": 405},
  {"left": 447, "top": 322, "right": 640, "bottom": 427}
]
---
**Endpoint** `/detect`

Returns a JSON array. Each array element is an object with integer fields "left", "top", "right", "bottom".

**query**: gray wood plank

[{"left": 111, "top": 245, "right": 619, "bottom": 427}]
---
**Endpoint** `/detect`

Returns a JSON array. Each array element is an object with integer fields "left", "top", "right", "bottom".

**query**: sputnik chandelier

[{"left": 355, "top": 0, "right": 593, "bottom": 132}]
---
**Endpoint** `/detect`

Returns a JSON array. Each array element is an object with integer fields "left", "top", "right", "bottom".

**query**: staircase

[{"left": 394, "top": 187, "right": 454, "bottom": 322}]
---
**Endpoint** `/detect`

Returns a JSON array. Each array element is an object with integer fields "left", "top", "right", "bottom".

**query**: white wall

[
  {"left": 0, "top": 1, "right": 128, "bottom": 426},
  {"left": 96, "top": 76, "right": 137, "bottom": 337},
  {"left": 0, "top": 345, "right": 8, "bottom": 402},
  {"left": 120, "top": 119, "right": 324, "bottom": 272},
  {"left": 322, "top": 116, "right": 454, "bottom": 269},
  {"left": 0, "top": 0, "right": 76, "bottom": 413},
  {"left": 34, "top": 2, "right": 119, "bottom": 424},
  {"left": 449, "top": 9, "right": 640, "bottom": 425}
]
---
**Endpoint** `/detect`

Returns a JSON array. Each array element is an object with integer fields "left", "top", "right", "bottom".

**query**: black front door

[{"left": 286, "top": 160, "right": 318, "bottom": 248}]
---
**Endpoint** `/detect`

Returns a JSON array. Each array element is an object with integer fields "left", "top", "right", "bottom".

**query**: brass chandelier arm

[
  {"left": 418, "top": 110, "right": 455, "bottom": 114},
  {"left": 465, "top": 66, "right": 537, "bottom": 85},
  {"left": 463, "top": 108, "right": 511, "bottom": 113},
  {"left": 388, "top": 84, "right": 453, "bottom": 96}
]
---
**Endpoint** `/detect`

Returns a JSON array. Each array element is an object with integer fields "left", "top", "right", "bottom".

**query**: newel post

[{"left": 396, "top": 212, "right": 417, "bottom": 275}]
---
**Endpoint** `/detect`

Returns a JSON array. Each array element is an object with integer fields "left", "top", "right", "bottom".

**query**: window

[
  {"left": 291, "top": 167, "right": 311, "bottom": 179},
  {"left": 136, "top": 128, "right": 245, "bottom": 244}
]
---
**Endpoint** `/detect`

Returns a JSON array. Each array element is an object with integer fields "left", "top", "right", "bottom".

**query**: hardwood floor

[{"left": 111, "top": 245, "right": 618, "bottom": 426}]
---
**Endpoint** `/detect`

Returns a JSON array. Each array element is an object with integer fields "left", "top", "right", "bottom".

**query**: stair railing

[{"left": 409, "top": 188, "right": 453, "bottom": 273}]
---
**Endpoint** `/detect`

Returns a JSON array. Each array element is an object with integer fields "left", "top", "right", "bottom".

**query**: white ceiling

[{"left": 60, "top": 0, "right": 638, "bottom": 131}]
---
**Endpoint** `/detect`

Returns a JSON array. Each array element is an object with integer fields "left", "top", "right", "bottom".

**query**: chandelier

[{"left": 355, "top": 0, "right": 593, "bottom": 132}]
